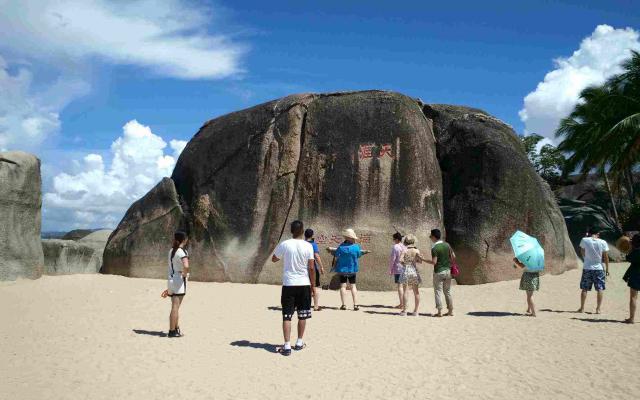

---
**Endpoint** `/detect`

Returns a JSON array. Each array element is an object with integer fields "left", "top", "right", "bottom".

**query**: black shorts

[
  {"left": 281, "top": 285, "right": 312, "bottom": 321},
  {"left": 314, "top": 268, "right": 321, "bottom": 288},
  {"left": 394, "top": 274, "right": 401, "bottom": 284},
  {"left": 339, "top": 274, "right": 357, "bottom": 284}
]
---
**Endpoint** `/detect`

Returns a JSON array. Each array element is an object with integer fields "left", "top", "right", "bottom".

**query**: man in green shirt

[{"left": 427, "top": 229, "right": 454, "bottom": 317}]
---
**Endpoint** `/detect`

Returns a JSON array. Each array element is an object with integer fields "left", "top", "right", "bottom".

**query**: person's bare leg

[
  {"left": 313, "top": 288, "right": 320, "bottom": 311},
  {"left": 339, "top": 283, "right": 347, "bottom": 307},
  {"left": 577, "top": 290, "right": 587, "bottom": 312},
  {"left": 626, "top": 289, "right": 637, "bottom": 323},
  {"left": 282, "top": 320, "right": 292, "bottom": 343},
  {"left": 351, "top": 284, "right": 358, "bottom": 309},
  {"left": 527, "top": 291, "right": 536, "bottom": 317},
  {"left": 412, "top": 285, "right": 420, "bottom": 315},
  {"left": 400, "top": 284, "right": 409, "bottom": 315},
  {"left": 396, "top": 283, "right": 404, "bottom": 308},
  {"left": 169, "top": 296, "right": 181, "bottom": 331},
  {"left": 596, "top": 290, "right": 603, "bottom": 314},
  {"left": 297, "top": 318, "right": 306, "bottom": 340}
]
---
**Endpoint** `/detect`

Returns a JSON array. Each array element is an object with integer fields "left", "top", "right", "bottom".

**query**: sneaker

[{"left": 168, "top": 330, "right": 183, "bottom": 338}]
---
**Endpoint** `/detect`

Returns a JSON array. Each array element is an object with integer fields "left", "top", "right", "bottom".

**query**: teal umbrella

[{"left": 509, "top": 231, "right": 544, "bottom": 272}]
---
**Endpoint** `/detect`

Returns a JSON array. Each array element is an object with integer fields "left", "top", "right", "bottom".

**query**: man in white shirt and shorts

[
  {"left": 272, "top": 220, "right": 316, "bottom": 356},
  {"left": 577, "top": 227, "right": 610, "bottom": 314}
]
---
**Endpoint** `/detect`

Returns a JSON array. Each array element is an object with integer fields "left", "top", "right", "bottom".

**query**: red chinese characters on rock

[{"left": 359, "top": 143, "right": 393, "bottom": 160}]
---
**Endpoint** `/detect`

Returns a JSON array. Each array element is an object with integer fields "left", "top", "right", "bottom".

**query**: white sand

[{"left": 1, "top": 263, "right": 638, "bottom": 400}]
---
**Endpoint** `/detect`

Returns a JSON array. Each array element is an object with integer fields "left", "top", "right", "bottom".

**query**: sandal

[
  {"left": 340, "top": 305, "right": 347, "bottom": 310},
  {"left": 354, "top": 305, "right": 360, "bottom": 311},
  {"left": 293, "top": 343, "right": 307, "bottom": 351},
  {"left": 278, "top": 347, "right": 292, "bottom": 356}
]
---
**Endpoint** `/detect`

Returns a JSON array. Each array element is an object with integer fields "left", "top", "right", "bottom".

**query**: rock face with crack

[
  {"left": 0, "top": 151, "right": 44, "bottom": 281},
  {"left": 103, "top": 91, "right": 578, "bottom": 289},
  {"left": 423, "top": 104, "right": 578, "bottom": 284}
]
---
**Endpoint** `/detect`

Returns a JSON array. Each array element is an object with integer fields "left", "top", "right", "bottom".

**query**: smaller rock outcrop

[
  {"left": 0, "top": 151, "right": 44, "bottom": 281},
  {"left": 102, "top": 178, "right": 185, "bottom": 278},
  {"left": 42, "top": 229, "right": 113, "bottom": 275}
]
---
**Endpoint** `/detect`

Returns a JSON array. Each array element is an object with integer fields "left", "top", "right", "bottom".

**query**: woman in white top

[{"left": 166, "top": 231, "right": 190, "bottom": 338}]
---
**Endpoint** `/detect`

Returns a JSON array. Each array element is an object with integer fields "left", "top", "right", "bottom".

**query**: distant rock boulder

[
  {"left": 61, "top": 229, "right": 96, "bottom": 241},
  {"left": 102, "top": 178, "right": 185, "bottom": 278},
  {"left": 0, "top": 151, "right": 44, "bottom": 281},
  {"left": 42, "top": 229, "right": 113, "bottom": 275},
  {"left": 423, "top": 104, "right": 578, "bottom": 284},
  {"left": 42, "top": 240, "right": 102, "bottom": 275}
]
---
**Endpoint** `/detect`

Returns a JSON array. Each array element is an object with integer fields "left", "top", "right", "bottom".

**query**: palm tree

[
  {"left": 556, "top": 50, "right": 640, "bottom": 225},
  {"left": 556, "top": 85, "right": 622, "bottom": 224}
]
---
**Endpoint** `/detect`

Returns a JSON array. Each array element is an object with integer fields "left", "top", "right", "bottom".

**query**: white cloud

[
  {"left": 519, "top": 25, "right": 640, "bottom": 141},
  {"left": 0, "top": 0, "right": 245, "bottom": 150},
  {"left": 43, "top": 120, "right": 184, "bottom": 230},
  {"left": 0, "top": 0, "right": 245, "bottom": 80},
  {"left": 0, "top": 55, "right": 89, "bottom": 149}
]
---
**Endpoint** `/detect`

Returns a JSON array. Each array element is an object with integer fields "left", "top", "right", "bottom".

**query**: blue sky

[{"left": 1, "top": 0, "right": 639, "bottom": 231}]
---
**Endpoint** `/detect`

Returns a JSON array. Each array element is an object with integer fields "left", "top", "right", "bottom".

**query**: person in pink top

[{"left": 389, "top": 232, "right": 406, "bottom": 309}]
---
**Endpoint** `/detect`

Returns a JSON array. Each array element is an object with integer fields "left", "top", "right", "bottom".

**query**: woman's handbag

[{"left": 448, "top": 243, "right": 460, "bottom": 277}]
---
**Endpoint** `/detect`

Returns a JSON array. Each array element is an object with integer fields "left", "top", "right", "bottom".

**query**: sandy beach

[{"left": 1, "top": 263, "right": 638, "bottom": 400}]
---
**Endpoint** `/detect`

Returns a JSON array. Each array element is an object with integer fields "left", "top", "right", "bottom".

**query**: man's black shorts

[
  {"left": 314, "top": 268, "right": 321, "bottom": 288},
  {"left": 281, "top": 285, "right": 312, "bottom": 321},
  {"left": 339, "top": 274, "right": 357, "bottom": 284}
]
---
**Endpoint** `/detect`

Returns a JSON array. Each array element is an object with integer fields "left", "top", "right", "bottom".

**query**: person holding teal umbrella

[{"left": 510, "top": 231, "right": 545, "bottom": 317}]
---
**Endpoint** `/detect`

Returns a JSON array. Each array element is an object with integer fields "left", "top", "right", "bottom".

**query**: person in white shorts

[{"left": 164, "top": 231, "right": 190, "bottom": 338}]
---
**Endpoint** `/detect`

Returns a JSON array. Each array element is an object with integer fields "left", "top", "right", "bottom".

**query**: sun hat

[{"left": 342, "top": 228, "right": 359, "bottom": 240}]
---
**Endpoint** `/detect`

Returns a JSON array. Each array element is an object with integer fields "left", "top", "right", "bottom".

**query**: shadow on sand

[
  {"left": 133, "top": 329, "right": 167, "bottom": 337},
  {"left": 230, "top": 340, "right": 279, "bottom": 353},
  {"left": 570, "top": 317, "right": 625, "bottom": 324},
  {"left": 359, "top": 304, "right": 400, "bottom": 310},
  {"left": 467, "top": 311, "right": 523, "bottom": 317},
  {"left": 540, "top": 309, "right": 578, "bottom": 314},
  {"left": 364, "top": 310, "right": 434, "bottom": 317}
]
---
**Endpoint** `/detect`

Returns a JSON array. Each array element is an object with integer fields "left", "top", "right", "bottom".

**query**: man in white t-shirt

[
  {"left": 272, "top": 220, "right": 315, "bottom": 356},
  {"left": 577, "top": 227, "right": 610, "bottom": 314}
]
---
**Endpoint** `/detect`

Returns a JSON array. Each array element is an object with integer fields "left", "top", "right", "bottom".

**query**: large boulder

[
  {"left": 104, "top": 91, "right": 580, "bottom": 289},
  {"left": 558, "top": 198, "right": 625, "bottom": 261},
  {"left": 422, "top": 104, "right": 578, "bottom": 284},
  {"left": 105, "top": 91, "right": 444, "bottom": 289},
  {"left": 0, "top": 151, "right": 44, "bottom": 280},
  {"left": 102, "top": 178, "right": 185, "bottom": 278}
]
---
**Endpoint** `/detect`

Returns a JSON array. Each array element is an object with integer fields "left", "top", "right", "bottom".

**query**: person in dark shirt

[{"left": 623, "top": 234, "right": 640, "bottom": 324}]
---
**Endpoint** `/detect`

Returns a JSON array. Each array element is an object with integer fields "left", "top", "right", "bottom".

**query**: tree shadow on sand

[
  {"left": 467, "top": 311, "right": 523, "bottom": 317},
  {"left": 133, "top": 329, "right": 167, "bottom": 337},
  {"left": 230, "top": 340, "right": 279, "bottom": 353},
  {"left": 570, "top": 317, "right": 625, "bottom": 324}
]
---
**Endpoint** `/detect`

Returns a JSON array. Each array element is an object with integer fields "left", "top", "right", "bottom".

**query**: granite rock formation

[
  {"left": 103, "top": 91, "right": 579, "bottom": 289},
  {"left": 0, "top": 151, "right": 44, "bottom": 280}
]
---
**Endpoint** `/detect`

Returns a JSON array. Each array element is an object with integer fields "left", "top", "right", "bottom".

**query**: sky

[{"left": 0, "top": 0, "right": 639, "bottom": 231}]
